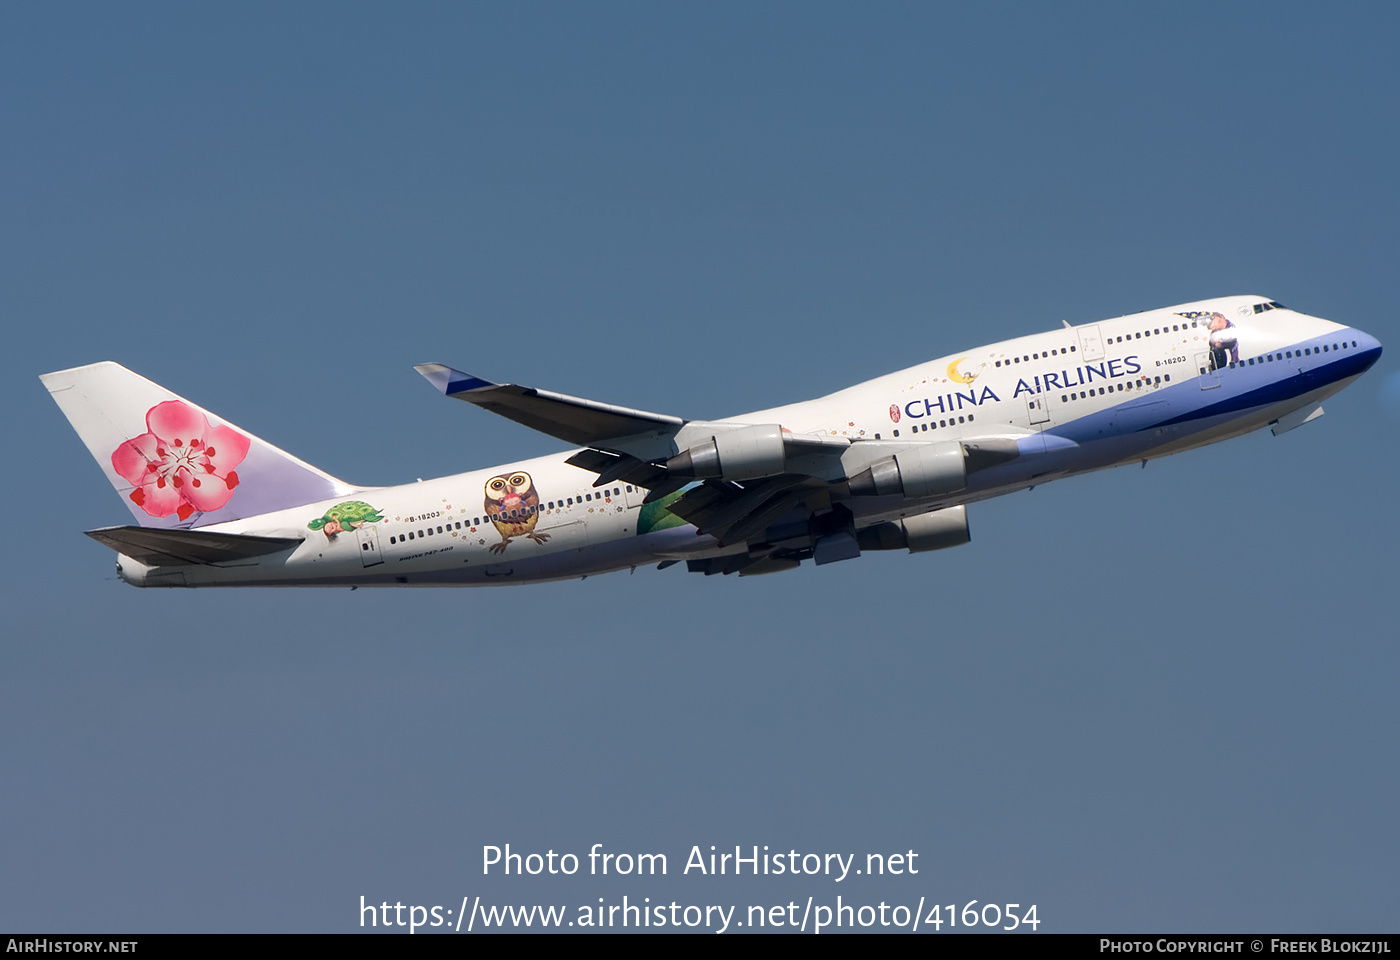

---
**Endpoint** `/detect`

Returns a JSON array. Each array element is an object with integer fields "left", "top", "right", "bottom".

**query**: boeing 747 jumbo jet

[{"left": 43, "top": 296, "right": 1381, "bottom": 587}]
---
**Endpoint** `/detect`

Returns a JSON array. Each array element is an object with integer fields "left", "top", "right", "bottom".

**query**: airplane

[{"left": 41, "top": 296, "right": 1381, "bottom": 588}]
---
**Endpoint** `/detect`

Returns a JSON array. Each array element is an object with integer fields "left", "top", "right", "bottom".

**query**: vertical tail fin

[{"left": 41, "top": 361, "right": 359, "bottom": 529}]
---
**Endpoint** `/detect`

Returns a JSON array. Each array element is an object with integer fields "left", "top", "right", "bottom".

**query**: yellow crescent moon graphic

[{"left": 947, "top": 357, "right": 977, "bottom": 384}]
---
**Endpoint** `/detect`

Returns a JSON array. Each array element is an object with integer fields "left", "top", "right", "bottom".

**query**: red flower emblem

[
  {"left": 110, "top": 400, "right": 251, "bottom": 521},
  {"left": 889, "top": 404, "right": 901, "bottom": 423}
]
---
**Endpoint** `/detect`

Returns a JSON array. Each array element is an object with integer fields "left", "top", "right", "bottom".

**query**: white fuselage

[{"left": 114, "top": 296, "right": 1382, "bottom": 587}]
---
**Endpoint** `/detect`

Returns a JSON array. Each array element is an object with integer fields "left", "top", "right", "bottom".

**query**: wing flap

[
  {"left": 660, "top": 476, "right": 811, "bottom": 545},
  {"left": 86, "top": 526, "right": 303, "bottom": 566}
]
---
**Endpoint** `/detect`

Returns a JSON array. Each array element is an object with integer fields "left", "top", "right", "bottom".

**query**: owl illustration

[{"left": 484, "top": 471, "right": 551, "bottom": 554}]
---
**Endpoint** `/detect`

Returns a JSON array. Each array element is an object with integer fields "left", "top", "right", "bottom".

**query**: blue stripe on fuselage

[
  {"left": 1045, "top": 333, "right": 1380, "bottom": 443},
  {"left": 1152, "top": 340, "right": 1379, "bottom": 428}
]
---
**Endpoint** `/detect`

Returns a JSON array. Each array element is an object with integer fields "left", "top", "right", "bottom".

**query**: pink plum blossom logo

[{"left": 110, "top": 401, "right": 251, "bottom": 521}]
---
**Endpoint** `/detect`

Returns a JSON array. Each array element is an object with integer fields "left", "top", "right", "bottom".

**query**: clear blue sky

[{"left": 3, "top": 2, "right": 1397, "bottom": 932}]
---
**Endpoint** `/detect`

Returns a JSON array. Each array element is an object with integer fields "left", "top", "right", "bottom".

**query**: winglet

[{"left": 414, "top": 363, "right": 497, "bottom": 396}]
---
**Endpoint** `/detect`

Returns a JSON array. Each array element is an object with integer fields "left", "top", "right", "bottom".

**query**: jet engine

[
  {"left": 856, "top": 505, "right": 970, "bottom": 554},
  {"left": 665, "top": 423, "right": 786, "bottom": 481},
  {"left": 846, "top": 441, "right": 966, "bottom": 499}
]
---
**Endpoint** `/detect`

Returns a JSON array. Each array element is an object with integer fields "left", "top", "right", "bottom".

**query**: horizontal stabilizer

[
  {"left": 414, "top": 363, "right": 683, "bottom": 446},
  {"left": 86, "top": 525, "right": 303, "bottom": 566}
]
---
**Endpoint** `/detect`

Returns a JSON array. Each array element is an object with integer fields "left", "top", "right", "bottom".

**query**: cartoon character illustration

[
  {"left": 1207, "top": 312, "right": 1239, "bottom": 368},
  {"left": 947, "top": 357, "right": 979, "bottom": 384},
  {"left": 484, "top": 471, "right": 551, "bottom": 554},
  {"left": 1177, "top": 310, "right": 1242, "bottom": 371},
  {"left": 307, "top": 501, "right": 385, "bottom": 539}
]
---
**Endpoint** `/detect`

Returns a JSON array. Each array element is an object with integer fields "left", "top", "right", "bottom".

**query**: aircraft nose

[{"left": 1350, "top": 329, "right": 1383, "bottom": 372}]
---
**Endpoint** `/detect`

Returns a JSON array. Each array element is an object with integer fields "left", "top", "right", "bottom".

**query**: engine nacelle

[
  {"left": 856, "top": 505, "right": 970, "bottom": 554},
  {"left": 902, "top": 506, "right": 971, "bottom": 552},
  {"left": 666, "top": 423, "right": 786, "bottom": 481},
  {"left": 846, "top": 441, "right": 966, "bottom": 499}
]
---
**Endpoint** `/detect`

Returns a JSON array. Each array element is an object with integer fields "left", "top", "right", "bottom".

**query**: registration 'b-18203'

[{"left": 42, "top": 296, "right": 1381, "bottom": 587}]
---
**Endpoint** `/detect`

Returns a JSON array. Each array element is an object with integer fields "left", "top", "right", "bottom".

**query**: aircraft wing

[
  {"left": 414, "top": 363, "right": 1023, "bottom": 549},
  {"left": 414, "top": 364, "right": 684, "bottom": 446},
  {"left": 86, "top": 526, "right": 304, "bottom": 566}
]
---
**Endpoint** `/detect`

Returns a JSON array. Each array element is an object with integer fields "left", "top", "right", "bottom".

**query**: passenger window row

[
  {"left": 887, "top": 414, "right": 975, "bottom": 438},
  {"left": 992, "top": 320, "right": 1203, "bottom": 369},
  {"left": 996, "top": 346, "right": 1075, "bottom": 368},
  {"left": 1061, "top": 375, "right": 1171, "bottom": 404},
  {"left": 1109, "top": 320, "right": 1198, "bottom": 344},
  {"left": 390, "top": 522, "right": 462, "bottom": 545},
  {"left": 543, "top": 486, "right": 625, "bottom": 511},
  {"left": 387, "top": 486, "right": 631, "bottom": 546},
  {"left": 1210, "top": 340, "right": 1358, "bottom": 375}
]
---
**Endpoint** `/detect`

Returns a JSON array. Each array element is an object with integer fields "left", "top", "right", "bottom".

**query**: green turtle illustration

[{"left": 308, "top": 501, "right": 385, "bottom": 539}]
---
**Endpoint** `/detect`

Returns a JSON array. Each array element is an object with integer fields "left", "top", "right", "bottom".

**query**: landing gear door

[{"left": 357, "top": 525, "right": 384, "bottom": 567}]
